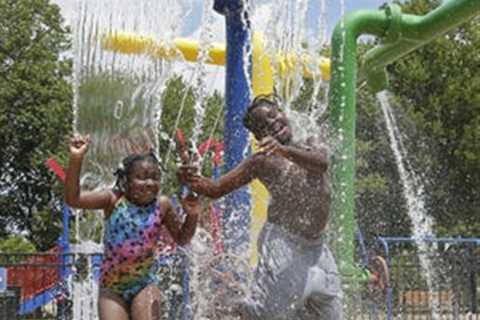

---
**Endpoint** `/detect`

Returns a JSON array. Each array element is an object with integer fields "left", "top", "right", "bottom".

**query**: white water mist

[{"left": 377, "top": 90, "right": 441, "bottom": 319}]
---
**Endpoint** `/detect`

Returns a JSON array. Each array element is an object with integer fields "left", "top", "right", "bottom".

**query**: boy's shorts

[{"left": 238, "top": 222, "right": 343, "bottom": 320}]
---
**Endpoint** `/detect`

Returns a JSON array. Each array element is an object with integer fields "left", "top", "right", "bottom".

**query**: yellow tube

[
  {"left": 101, "top": 31, "right": 330, "bottom": 80},
  {"left": 101, "top": 32, "right": 226, "bottom": 66},
  {"left": 277, "top": 53, "right": 331, "bottom": 81},
  {"left": 248, "top": 33, "right": 275, "bottom": 266}
]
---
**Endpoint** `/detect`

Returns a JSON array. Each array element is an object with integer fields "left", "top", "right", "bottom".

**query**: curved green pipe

[
  {"left": 328, "top": 10, "right": 389, "bottom": 286},
  {"left": 363, "top": 0, "right": 480, "bottom": 84},
  {"left": 328, "top": 0, "right": 480, "bottom": 288}
]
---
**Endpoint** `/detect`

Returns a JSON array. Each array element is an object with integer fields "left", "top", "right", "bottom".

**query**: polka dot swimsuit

[{"left": 100, "top": 197, "right": 175, "bottom": 303}]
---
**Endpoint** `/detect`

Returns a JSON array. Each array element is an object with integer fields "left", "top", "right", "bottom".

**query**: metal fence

[
  {"left": 0, "top": 252, "right": 190, "bottom": 320},
  {"left": 0, "top": 252, "right": 74, "bottom": 319},
  {"left": 378, "top": 237, "right": 480, "bottom": 320},
  {"left": 0, "top": 237, "right": 479, "bottom": 319}
]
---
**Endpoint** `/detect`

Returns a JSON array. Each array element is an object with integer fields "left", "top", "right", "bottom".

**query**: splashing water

[
  {"left": 54, "top": 0, "right": 201, "bottom": 318},
  {"left": 69, "top": 241, "right": 102, "bottom": 320},
  {"left": 377, "top": 90, "right": 441, "bottom": 319},
  {"left": 51, "top": 0, "right": 335, "bottom": 318}
]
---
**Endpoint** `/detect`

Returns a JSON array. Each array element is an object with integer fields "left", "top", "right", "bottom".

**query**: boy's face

[
  {"left": 250, "top": 104, "right": 292, "bottom": 144},
  {"left": 126, "top": 160, "right": 161, "bottom": 206}
]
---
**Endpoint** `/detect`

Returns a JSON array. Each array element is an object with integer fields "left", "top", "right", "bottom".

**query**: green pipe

[
  {"left": 328, "top": 0, "right": 480, "bottom": 290},
  {"left": 364, "top": 0, "right": 480, "bottom": 87},
  {"left": 328, "top": 9, "right": 389, "bottom": 286}
]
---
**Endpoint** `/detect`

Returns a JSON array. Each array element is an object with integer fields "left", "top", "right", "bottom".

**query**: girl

[{"left": 65, "top": 134, "right": 200, "bottom": 320}]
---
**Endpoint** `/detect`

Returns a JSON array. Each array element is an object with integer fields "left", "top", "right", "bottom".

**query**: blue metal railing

[{"left": 377, "top": 236, "right": 480, "bottom": 320}]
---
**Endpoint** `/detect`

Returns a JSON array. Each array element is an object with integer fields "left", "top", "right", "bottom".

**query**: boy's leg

[
  {"left": 98, "top": 289, "right": 129, "bottom": 320},
  {"left": 294, "top": 294, "right": 343, "bottom": 320},
  {"left": 237, "top": 225, "right": 310, "bottom": 319},
  {"left": 296, "top": 245, "right": 343, "bottom": 320}
]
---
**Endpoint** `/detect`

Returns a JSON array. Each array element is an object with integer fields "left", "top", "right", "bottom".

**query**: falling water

[
  {"left": 52, "top": 0, "right": 335, "bottom": 318},
  {"left": 54, "top": 0, "right": 201, "bottom": 318},
  {"left": 186, "top": 0, "right": 215, "bottom": 149},
  {"left": 377, "top": 90, "right": 441, "bottom": 319},
  {"left": 69, "top": 242, "right": 102, "bottom": 320},
  {"left": 258, "top": 0, "right": 310, "bottom": 110}
]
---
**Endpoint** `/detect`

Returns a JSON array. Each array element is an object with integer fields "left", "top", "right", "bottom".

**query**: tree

[
  {"left": 0, "top": 0, "right": 72, "bottom": 250},
  {"left": 388, "top": 0, "right": 480, "bottom": 236}
]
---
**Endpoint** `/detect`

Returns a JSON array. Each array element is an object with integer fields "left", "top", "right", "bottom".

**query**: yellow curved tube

[
  {"left": 101, "top": 31, "right": 330, "bottom": 80},
  {"left": 101, "top": 32, "right": 226, "bottom": 65}
]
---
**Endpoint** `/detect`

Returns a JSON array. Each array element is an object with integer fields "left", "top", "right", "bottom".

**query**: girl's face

[
  {"left": 125, "top": 160, "right": 161, "bottom": 206},
  {"left": 250, "top": 105, "right": 292, "bottom": 144}
]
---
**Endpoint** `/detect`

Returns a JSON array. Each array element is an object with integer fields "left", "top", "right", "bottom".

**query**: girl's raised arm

[{"left": 64, "top": 134, "right": 115, "bottom": 211}]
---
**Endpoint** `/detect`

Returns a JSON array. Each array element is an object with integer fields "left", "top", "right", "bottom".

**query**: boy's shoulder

[{"left": 298, "top": 135, "right": 329, "bottom": 152}]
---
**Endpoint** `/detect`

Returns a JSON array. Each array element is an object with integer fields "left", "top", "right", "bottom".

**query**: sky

[
  {"left": 55, "top": 0, "right": 391, "bottom": 42},
  {"left": 176, "top": 0, "right": 391, "bottom": 91},
  {"left": 181, "top": 0, "right": 390, "bottom": 40}
]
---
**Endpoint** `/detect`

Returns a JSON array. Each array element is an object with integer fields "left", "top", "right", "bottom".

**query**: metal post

[
  {"left": 329, "top": 9, "right": 389, "bottom": 284},
  {"left": 468, "top": 244, "right": 477, "bottom": 313},
  {"left": 213, "top": 0, "right": 252, "bottom": 255}
]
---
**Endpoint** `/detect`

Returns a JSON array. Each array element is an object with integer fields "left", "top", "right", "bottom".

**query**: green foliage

[
  {"left": 159, "top": 76, "right": 224, "bottom": 195},
  {"left": 0, "top": 235, "right": 36, "bottom": 253},
  {"left": 388, "top": 0, "right": 480, "bottom": 234},
  {"left": 0, "top": 0, "right": 72, "bottom": 248}
]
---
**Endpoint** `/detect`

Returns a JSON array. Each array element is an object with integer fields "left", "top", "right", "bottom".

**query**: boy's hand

[
  {"left": 257, "top": 136, "right": 286, "bottom": 157},
  {"left": 69, "top": 134, "right": 91, "bottom": 158}
]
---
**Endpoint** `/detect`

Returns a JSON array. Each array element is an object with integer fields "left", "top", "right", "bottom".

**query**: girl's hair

[
  {"left": 113, "top": 150, "right": 161, "bottom": 193},
  {"left": 243, "top": 94, "right": 281, "bottom": 132}
]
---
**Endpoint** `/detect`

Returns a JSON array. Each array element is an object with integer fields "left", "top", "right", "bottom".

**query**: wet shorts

[{"left": 238, "top": 222, "right": 343, "bottom": 320}]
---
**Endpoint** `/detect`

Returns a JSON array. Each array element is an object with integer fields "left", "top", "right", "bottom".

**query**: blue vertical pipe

[
  {"left": 214, "top": 0, "right": 252, "bottom": 254},
  {"left": 59, "top": 205, "right": 70, "bottom": 280},
  {"left": 56, "top": 205, "right": 70, "bottom": 319}
]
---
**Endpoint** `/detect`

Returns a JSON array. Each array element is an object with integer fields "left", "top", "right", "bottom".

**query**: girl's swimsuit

[{"left": 100, "top": 197, "right": 175, "bottom": 304}]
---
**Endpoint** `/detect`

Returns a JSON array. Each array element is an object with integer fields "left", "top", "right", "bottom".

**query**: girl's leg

[
  {"left": 131, "top": 285, "right": 166, "bottom": 320},
  {"left": 98, "top": 289, "right": 130, "bottom": 320}
]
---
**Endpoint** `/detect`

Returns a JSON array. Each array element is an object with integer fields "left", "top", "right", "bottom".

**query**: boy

[{"left": 179, "top": 95, "right": 342, "bottom": 319}]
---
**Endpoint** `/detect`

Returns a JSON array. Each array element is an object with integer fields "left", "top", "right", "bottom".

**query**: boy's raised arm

[{"left": 179, "top": 155, "right": 262, "bottom": 199}]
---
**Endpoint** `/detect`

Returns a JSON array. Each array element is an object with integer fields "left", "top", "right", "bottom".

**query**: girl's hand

[
  {"left": 180, "top": 195, "right": 201, "bottom": 217},
  {"left": 69, "top": 134, "right": 91, "bottom": 158}
]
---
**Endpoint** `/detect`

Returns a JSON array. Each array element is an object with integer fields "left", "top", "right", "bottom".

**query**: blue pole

[
  {"left": 59, "top": 205, "right": 70, "bottom": 280},
  {"left": 56, "top": 204, "right": 71, "bottom": 319},
  {"left": 213, "top": 0, "right": 252, "bottom": 255}
]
